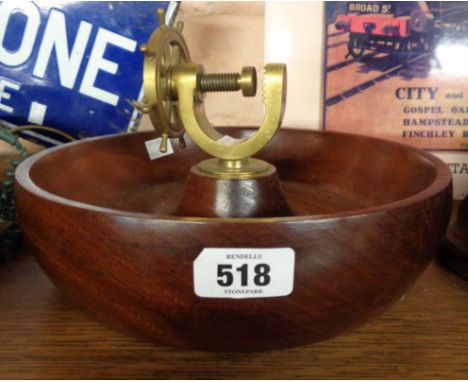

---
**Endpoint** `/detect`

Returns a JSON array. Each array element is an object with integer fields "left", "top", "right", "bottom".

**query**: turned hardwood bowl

[{"left": 15, "top": 128, "right": 452, "bottom": 351}]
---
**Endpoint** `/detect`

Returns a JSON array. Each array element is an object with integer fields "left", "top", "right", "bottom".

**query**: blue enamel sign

[{"left": 0, "top": 1, "right": 176, "bottom": 145}]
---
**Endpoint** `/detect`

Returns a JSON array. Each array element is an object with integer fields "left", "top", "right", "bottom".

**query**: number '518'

[{"left": 217, "top": 263, "right": 271, "bottom": 287}]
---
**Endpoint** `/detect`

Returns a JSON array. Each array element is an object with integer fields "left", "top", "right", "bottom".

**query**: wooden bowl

[{"left": 15, "top": 128, "right": 452, "bottom": 351}]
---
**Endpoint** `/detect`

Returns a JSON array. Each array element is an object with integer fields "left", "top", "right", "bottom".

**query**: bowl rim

[{"left": 15, "top": 128, "right": 452, "bottom": 224}]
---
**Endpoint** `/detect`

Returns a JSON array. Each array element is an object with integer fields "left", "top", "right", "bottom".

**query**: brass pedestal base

[{"left": 194, "top": 158, "right": 273, "bottom": 180}]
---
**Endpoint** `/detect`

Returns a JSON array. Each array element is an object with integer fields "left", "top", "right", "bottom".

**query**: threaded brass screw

[{"left": 196, "top": 67, "right": 257, "bottom": 97}]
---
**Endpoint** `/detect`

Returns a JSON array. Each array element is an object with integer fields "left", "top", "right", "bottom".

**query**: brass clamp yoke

[{"left": 137, "top": 8, "right": 287, "bottom": 179}]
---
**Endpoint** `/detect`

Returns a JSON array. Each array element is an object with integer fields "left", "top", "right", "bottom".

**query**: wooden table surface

[{"left": 1, "top": 249, "right": 468, "bottom": 379}]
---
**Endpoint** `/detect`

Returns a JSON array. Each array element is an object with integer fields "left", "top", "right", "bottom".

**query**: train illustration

[{"left": 334, "top": 2, "right": 466, "bottom": 59}]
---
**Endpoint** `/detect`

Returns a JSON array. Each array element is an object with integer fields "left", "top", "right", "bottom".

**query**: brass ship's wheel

[{"left": 141, "top": 9, "right": 190, "bottom": 150}]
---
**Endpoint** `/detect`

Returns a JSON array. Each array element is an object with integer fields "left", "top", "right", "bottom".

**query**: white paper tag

[
  {"left": 193, "top": 247, "right": 295, "bottom": 299},
  {"left": 217, "top": 135, "right": 246, "bottom": 145},
  {"left": 145, "top": 137, "right": 174, "bottom": 160}
]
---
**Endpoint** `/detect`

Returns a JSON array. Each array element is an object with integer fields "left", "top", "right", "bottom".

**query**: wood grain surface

[
  {"left": 1, "top": 250, "right": 468, "bottom": 379},
  {"left": 2, "top": 136, "right": 463, "bottom": 376},
  {"left": 14, "top": 129, "right": 452, "bottom": 351}
]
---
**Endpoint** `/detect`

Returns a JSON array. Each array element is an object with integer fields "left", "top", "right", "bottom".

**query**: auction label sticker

[
  {"left": 193, "top": 248, "right": 295, "bottom": 299},
  {"left": 145, "top": 137, "right": 174, "bottom": 160}
]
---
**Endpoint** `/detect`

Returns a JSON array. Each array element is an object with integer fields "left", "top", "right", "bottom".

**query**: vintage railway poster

[{"left": 324, "top": 1, "right": 468, "bottom": 198}]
